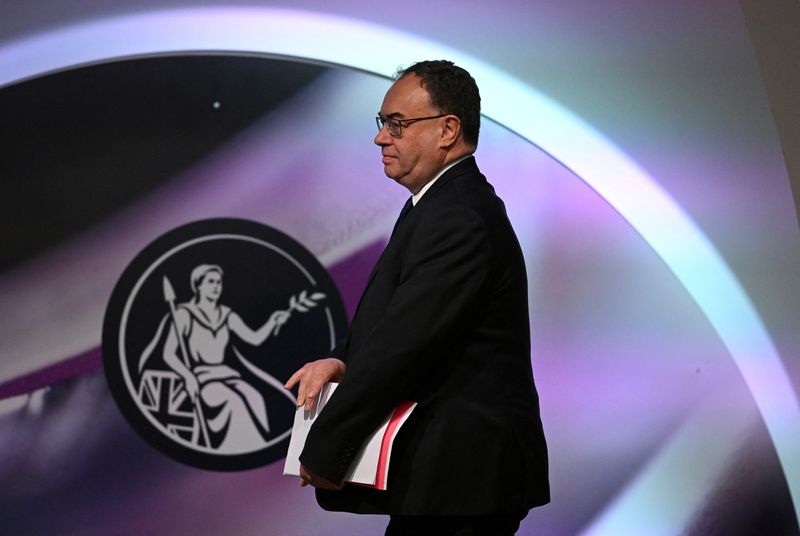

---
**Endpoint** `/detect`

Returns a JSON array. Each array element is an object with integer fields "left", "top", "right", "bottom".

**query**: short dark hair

[{"left": 395, "top": 60, "right": 481, "bottom": 147}]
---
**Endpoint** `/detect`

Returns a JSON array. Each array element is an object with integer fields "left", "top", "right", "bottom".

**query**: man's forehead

[{"left": 380, "top": 74, "right": 432, "bottom": 116}]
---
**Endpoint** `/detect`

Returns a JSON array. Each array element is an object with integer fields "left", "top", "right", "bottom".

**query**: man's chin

[
  {"left": 381, "top": 166, "right": 413, "bottom": 191},
  {"left": 382, "top": 165, "right": 400, "bottom": 180}
]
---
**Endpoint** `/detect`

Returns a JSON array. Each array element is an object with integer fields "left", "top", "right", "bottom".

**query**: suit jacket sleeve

[
  {"left": 328, "top": 338, "right": 348, "bottom": 361},
  {"left": 300, "top": 203, "right": 492, "bottom": 483}
]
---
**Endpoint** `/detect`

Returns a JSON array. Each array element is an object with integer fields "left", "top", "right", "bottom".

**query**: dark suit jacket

[{"left": 300, "top": 157, "right": 549, "bottom": 515}]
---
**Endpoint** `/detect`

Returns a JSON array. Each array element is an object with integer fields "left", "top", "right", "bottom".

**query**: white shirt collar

[{"left": 412, "top": 154, "right": 472, "bottom": 206}]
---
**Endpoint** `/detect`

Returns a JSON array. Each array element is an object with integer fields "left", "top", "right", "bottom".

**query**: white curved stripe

[
  {"left": 581, "top": 396, "right": 755, "bottom": 535},
  {"left": 0, "top": 6, "right": 798, "bottom": 520}
]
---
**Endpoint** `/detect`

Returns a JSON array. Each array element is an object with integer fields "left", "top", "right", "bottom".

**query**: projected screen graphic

[{"left": 1, "top": 5, "right": 798, "bottom": 536}]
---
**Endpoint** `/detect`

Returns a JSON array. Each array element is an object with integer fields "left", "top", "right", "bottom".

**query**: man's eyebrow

[{"left": 379, "top": 111, "right": 405, "bottom": 119}]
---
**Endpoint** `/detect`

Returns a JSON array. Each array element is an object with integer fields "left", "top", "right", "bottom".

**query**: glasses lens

[{"left": 376, "top": 116, "right": 402, "bottom": 136}]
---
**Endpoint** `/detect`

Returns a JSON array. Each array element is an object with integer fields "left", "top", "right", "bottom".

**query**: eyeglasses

[{"left": 375, "top": 114, "right": 447, "bottom": 137}]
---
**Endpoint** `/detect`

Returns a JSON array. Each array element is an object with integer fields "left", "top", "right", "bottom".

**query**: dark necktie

[{"left": 390, "top": 197, "right": 414, "bottom": 238}]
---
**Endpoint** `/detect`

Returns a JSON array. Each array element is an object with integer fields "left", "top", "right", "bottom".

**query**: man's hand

[
  {"left": 299, "top": 464, "right": 343, "bottom": 490},
  {"left": 284, "top": 358, "right": 346, "bottom": 411}
]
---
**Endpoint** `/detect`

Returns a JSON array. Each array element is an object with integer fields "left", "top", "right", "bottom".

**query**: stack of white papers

[{"left": 283, "top": 383, "right": 416, "bottom": 490}]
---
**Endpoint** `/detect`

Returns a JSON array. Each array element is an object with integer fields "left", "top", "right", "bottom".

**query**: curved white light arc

[{"left": 1, "top": 6, "right": 798, "bottom": 520}]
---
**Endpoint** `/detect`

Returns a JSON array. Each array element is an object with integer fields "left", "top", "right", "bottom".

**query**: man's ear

[{"left": 439, "top": 115, "right": 461, "bottom": 148}]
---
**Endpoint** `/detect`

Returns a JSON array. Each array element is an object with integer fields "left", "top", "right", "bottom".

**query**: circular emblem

[{"left": 102, "top": 219, "right": 347, "bottom": 471}]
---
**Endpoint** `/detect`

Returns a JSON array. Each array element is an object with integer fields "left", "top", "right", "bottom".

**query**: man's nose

[{"left": 374, "top": 124, "right": 391, "bottom": 146}]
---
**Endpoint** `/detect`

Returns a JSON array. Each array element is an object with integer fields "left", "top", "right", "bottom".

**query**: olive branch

[
  {"left": 273, "top": 290, "right": 327, "bottom": 335},
  {"left": 288, "top": 290, "right": 326, "bottom": 313}
]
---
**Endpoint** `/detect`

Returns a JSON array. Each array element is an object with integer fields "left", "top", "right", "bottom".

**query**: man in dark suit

[{"left": 285, "top": 60, "right": 549, "bottom": 535}]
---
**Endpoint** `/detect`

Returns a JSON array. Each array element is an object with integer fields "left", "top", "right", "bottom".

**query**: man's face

[{"left": 374, "top": 74, "right": 446, "bottom": 194}]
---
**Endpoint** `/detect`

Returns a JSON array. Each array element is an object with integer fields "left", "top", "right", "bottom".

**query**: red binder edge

[{"left": 373, "top": 400, "right": 417, "bottom": 490}]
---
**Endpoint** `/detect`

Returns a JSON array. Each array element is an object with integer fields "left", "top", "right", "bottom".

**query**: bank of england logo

[{"left": 102, "top": 219, "right": 347, "bottom": 470}]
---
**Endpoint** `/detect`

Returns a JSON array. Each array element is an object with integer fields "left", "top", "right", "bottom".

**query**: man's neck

[{"left": 403, "top": 144, "right": 474, "bottom": 195}]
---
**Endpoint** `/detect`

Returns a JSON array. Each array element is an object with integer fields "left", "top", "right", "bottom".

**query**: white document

[
  {"left": 283, "top": 382, "right": 338, "bottom": 479},
  {"left": 283, "top": 382, "right": 416, "bottom": 489}
]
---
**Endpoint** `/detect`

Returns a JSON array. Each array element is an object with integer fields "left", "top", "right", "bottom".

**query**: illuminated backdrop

[{"left": 1, "top": 2, "right": 798, "bottom": 535}]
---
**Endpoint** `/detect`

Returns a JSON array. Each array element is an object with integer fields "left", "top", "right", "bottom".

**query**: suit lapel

[{"left": 352, "top": 157, "right": 480, "bottom": 320}]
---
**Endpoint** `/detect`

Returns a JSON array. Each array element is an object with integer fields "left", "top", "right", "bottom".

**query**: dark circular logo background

[{"left": 102, "top": 218, "right": 347, "bottom": 471}]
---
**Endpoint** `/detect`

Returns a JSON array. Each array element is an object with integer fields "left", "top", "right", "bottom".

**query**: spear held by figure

[{"left": 163, "top": 275, "right": 211, "bottom": 447}]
